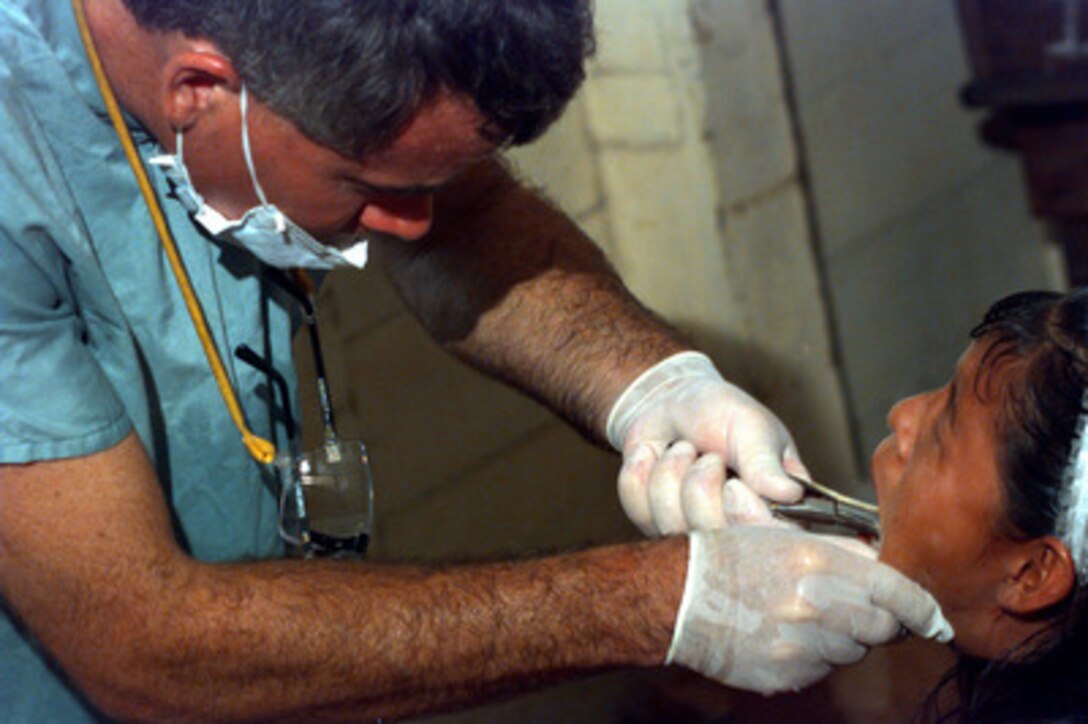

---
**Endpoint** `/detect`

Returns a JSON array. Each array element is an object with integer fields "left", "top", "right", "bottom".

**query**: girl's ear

[{"left": 997, "top": 536, "right": 1076, "bottom": 615}]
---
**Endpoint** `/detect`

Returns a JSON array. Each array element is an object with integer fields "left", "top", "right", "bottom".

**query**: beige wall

[
  {"left": 295, "top": 1, "right": 1063, "bottom": 720},
  {"left": 778, "top": 0, "right": 1065, "bottom": 459}
]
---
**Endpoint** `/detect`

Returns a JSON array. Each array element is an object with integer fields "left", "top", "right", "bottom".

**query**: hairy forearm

[
  {"left": 0, "top": 437, "right": 686, "bottom": 720},
  {"left": 20, "top": 538, "right": 685, "bottom": 721},
  {"left": 375, "top": 158, "right": 687, "bottom": 440}
]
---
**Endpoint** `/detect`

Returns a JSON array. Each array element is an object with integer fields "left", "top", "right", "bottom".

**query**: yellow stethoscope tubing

[{"left": 71, "top": 0, "right": 277, "bottom": 464}]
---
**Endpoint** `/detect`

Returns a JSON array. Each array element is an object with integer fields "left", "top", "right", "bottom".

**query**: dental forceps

[{"left": 771, "top": 475, "right": 881, "bottom": 539}]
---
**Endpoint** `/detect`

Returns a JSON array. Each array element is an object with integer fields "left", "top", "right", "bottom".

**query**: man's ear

[
  {"left": 162, "top": 51, "right": 239, "bottom": 131},
  {"left": 997, "top": 536, "right": 1076, "bottom": 615}
]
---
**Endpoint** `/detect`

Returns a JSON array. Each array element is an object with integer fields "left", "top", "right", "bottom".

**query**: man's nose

[{"left": 358, "top": 195, "right": 434, "bottom": 241}]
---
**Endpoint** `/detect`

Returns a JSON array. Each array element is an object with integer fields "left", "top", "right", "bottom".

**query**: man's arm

[
  {"left": 0, "top": 432, "right": 685, "bottom": 721},
  {"left": 375, "top": 158, "right": 807, "bottom": 532},
  {"left": 374, "top": 157, "right": 687, "bottom": 441}
]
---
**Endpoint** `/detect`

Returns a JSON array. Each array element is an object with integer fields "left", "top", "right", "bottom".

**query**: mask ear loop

[
  {"left": 72, "top": 0, "right": 276, "bottom": 465},
  {"left": 238, "top": 85, "right": 286, "bottom": 231}
]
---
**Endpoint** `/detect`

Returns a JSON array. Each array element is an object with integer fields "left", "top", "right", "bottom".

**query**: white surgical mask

[{"left": 150, "top": 86, "right": 368, "bottom": 270}]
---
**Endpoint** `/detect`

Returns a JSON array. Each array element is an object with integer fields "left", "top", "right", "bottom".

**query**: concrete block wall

[
  {"left": 689, "top": 0, "right": 858, "bottom": 486},
  {"left": 542, "top": 0, "right": 857, "bottom": 488},
  {"left": 581, "top": 0, "right": 746, "bottom": 348}
]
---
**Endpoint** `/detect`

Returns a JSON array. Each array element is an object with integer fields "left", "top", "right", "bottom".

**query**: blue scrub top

[{"left": 0, "top": 2, "right": 298, "bottom": 719}]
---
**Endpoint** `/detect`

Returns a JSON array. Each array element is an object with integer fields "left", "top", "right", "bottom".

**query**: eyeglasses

[{"left": 276, "top": 438, "right": 374, "bottom": 558}]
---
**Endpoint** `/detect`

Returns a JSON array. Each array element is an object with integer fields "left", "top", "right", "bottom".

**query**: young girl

[{"left": 872, "top": 289, "right": 1088, "bottom": 720}]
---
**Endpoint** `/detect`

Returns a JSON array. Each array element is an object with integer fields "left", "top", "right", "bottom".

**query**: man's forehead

[{"left": 327, "top": 92, "right": 491, "bottom": 191}]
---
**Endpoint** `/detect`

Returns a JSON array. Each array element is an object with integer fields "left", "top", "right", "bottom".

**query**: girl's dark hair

[
  {"left": 924, "top": 289, "right": 1088, "bottom": 721},
  {"left": 121, "top": 0, "right": 594, "bottom": 158}
]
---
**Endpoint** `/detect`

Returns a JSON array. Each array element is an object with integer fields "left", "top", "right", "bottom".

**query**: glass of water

[{"left": 276, "top": 439, "right": 375, "bottom": 559}]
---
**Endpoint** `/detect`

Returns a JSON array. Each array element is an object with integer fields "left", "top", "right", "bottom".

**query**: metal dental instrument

[{"left": 771, "top": 475, "right": 881, "bottom": 539}]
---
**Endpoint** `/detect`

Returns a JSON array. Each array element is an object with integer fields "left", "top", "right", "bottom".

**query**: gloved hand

[
  {"left": 668, "top": 527, "right": 954, "bottom": 696},
  {"left": 609, "top": 352, "right": 806, "bottom": 535}
]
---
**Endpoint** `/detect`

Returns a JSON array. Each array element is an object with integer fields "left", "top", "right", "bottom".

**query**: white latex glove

[
  {"left": 668, "top": 527, "right": 953, "bottom": 696},
  {"left": 610, "top": 352, "right": 806, "bottom": 535},
  {"left": 621, "top": 441, "right": 786, "bottom": 534}
]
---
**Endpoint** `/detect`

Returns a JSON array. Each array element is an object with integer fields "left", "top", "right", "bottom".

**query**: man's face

[
  {"left": 184, "top": 90, "right": 497, "bottom": 243},
  {"left": 871, "top": 339, "right": 1022, "bottom": 658}
]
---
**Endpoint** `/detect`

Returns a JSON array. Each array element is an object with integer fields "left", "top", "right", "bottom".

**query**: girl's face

[{"left": 871, "top": 340, "right": 1027, "bottom": 657}]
